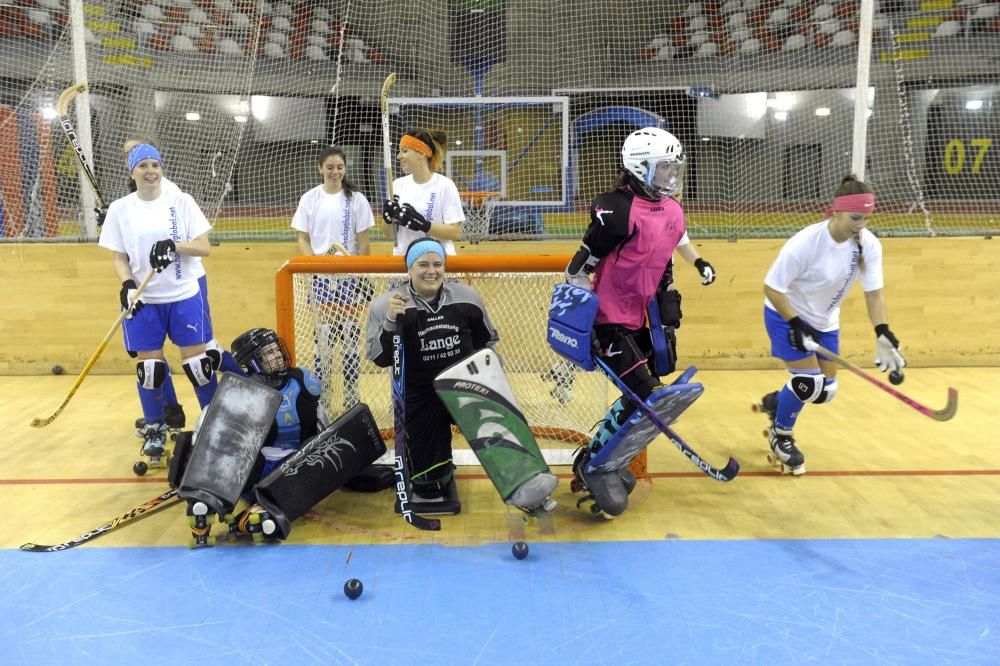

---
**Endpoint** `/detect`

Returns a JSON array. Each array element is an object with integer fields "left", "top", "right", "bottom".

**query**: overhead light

[
  {"left": 455, "top": 140, "right": 463, "bottom": 146},
  {"left": 186, "top": 112, "right": 201, "bottom": 121},
  {"left": 814, "top": 107, "right": 831, "bottom": 117},
  {"left": 309, "top": 139, "right": 319, "bottom": 144},
  {"left": 966, "top": 100, "right": 983, "bottom": 111},
  {"left": 773, "top": 111, "right": 788, "bottom": 121},
  {"left": 233, "top": 114, "right": 248, "bottom": 123},
  {"left": 701, "top": 137, "right": 710, "bottom": 142},
  {"left": 40, "top": 105, "right": 57, "bottom": 120}
]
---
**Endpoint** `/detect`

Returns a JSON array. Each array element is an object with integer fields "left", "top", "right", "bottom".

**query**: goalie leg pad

[
  {"left": 587, "top": 380, "right": 705, "bottom": 475},
  {"left": 253, "top": 403, "right": 387, "bottom": 539},
  {"left": 547, "top": 283, "right": 599, "bottom": 371},
  {"left": 434, "top": 348, "right": 557, "bottom": 513},
  {"left": 646, "top": 300, "right": 677, "bottom": 377},
  {"left": 168, "top": 430, "right": 195, "bottom": 490},
  {"left": 137, "top": 359, "right": 167, "bottom": 389},
  {"left": 177, "top": 373, "right": 282, "bottom": 516},
  {"left": 582, "top": 468, "right": 630, "bottom": 517}
]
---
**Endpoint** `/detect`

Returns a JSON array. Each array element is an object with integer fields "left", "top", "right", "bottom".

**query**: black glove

[
  {"left": 119, "top": 279, "right": 144, "bottom": 319},
  {"left": 382, "top": 196, "right": 403, "bottom": 225},
  {"left": 786, "top": 316, "right": 819, "bottom": 353},
  {"left": 694, "top": 258, "right": 716, "bottom": 285},
  {"left": 149, "top": 239, "right": 176, "bottom": 272},
  {"left": 95, "top": 207, "right": 107, "bottom": 227},
  {"left": 399, "top": 203, "right": 432, "bottom": 233}
]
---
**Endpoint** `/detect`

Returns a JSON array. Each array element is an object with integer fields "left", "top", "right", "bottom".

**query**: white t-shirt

[
  {"left": 99, "top": 188, "right": 212, "bottom": 304},
  {"left": 764, "top": 220, "right": 884, "bottom": 331},
  {"left": 291, "top": 186, "right": 375, "bottom": 255},
  {"left": 159, "top": 176, "right": 206, "bottom": 279},
  {"left": 390, "top": 173, "right": 465, "bottom": 256}
]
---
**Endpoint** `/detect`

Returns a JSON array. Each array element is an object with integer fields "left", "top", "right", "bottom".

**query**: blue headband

[
  {"left": 127, "top": 143, "right": 162, "bottom": 172},
  {"left": 405, "top": 239, "right": 446, "bottom": 270}
]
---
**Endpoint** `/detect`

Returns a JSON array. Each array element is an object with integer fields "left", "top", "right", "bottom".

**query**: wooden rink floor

[{"left": 2, "top": 367, "right": 999, "bottom": 663}]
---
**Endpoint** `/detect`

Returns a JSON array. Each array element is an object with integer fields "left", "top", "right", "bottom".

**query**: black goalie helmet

[{"left": 231, "top": 328, "right": 291, "bottom": 382}]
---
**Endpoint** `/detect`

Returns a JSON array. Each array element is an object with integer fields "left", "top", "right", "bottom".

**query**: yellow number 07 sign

[{"left": 943, "top": 137, "right": 993, "bottom": 174}]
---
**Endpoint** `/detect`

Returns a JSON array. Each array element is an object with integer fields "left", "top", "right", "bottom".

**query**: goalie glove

[
  {"left": 119, "top": 279, "right": 145, "bottom": 319},
  {"left": 694, "top": 258, "right": 716, "bottom": 285},
  {"left": 786, "top": 316, "right": 819, "bottom": 353},
  {"left": 149, "top": 239, "right": 176, "bottom": 272},
  {"left": 399, "top": 203, "right": 432, "bottom": 233},
  {"left": 874, "top": 324, "right": 906, "bottom": 374},
  {"left": 382, "top": 196, "right": 403, "bottom": 225}
]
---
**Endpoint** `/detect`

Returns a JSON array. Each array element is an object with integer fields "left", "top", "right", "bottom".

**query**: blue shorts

[
  {"left": 764, "top": 307, "right": 839, "bottom": 362},
  {"left": 198, "top": 275, "right": 214, "bottom": 342},
  {"left": 123, "top": 291, "right": 209, "bottom": 352}
]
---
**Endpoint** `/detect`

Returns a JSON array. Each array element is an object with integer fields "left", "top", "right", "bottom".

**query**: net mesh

[
  {"left": 0, "top": 0, "right": 998, "bottom": 242},
  {"left": 278, "top": 258, "right": 607, "bottom": 465}
]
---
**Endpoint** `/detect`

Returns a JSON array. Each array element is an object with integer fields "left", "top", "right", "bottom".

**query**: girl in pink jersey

[{"left": 564, "top": 127, "right": 688, "bottom": 515}]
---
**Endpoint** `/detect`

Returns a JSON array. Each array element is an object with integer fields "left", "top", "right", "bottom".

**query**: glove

[
  {"left": 694, "top": 258, "right": 715, "bottom": 285},
  {"left": 382, "top": 196, "right": 403, "bottom": 225},
  {"left": 149, "top": 239, "right": 176, "bottom": 272},
  {"left": 874, "top": 324, "right": 906, "bottom": 373},
  {"left": 399, "top": 203, "right": 432, "bottom": 233},
  {"left": 119, "top": 279, "right": 144, "bottom": 319},
  {"left": 786, "top": 316, "right": 819, "bottom": 353},
  {"left": 95, "top": 207, "right": 107, "bottom": 227},
  {"left": 565, "top": 272, "right": 592, "bottom": 290}
]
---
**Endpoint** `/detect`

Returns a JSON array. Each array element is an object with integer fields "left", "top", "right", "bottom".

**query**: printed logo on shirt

[{"left": 169, "top": 206, "right": 181, "bottom": 281}]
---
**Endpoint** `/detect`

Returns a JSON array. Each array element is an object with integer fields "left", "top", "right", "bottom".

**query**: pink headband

[{"left": 830, "top": 193, "right": 876, "bottom": 215}]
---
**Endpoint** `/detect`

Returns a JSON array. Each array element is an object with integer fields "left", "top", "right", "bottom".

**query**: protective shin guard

[
  {"left": 137, "top": 384, "right": 164, "bottom": 424},
  {"left": 253, "top": 403, "right": 387, "bottom": 539},
  {"left": 775, "top": 385, "right": 805, "bottom": 431}
]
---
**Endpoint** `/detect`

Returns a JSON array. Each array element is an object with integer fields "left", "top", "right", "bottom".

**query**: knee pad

[
  {"left": 182, "top": 352, "right": 215, "bottom": 388},
  {"left": 204, "top": 339, "right": 224, "bottom": 372},
  {"left": 814, "top": 377, "right": 838, "bottom": 404},
  {"left": 786, "top": 372, "right": 824, "bottom": 403},
  {"left": 136, "top": 359, "right": 167, "bottom": 389}
]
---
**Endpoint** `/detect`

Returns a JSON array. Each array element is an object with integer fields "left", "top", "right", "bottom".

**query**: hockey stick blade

[
  {"left": 56, "top": 83, "right": 107, "bottom": 209},
  {"left": 594, "top": 358, "right": 739, "bottom": 482},
  {"left": 20, "top": 489, "right": 180, "bottom": 552},
  {"left": 392, "top": 332, "right": 441, "bottom": 531},
  {"left": 811, "top": 343, "right": 958, "bottom": 422}
]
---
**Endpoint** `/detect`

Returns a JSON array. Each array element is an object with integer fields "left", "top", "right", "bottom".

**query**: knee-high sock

[
  {"left": 138, "top": 382, "right": 165, "bottom": 424},
  {"left": 192, "top": 375, "right": 218, "bottom": 408},
  {"left": 775, "top": 368, "right": 822, "bottom": 431},
  {"left": 161, "top": 366, "right": 178, "bottom": 406}
]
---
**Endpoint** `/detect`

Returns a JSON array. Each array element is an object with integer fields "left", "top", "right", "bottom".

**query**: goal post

[{"left": 275, "top": 254, "right": 620, "bottom": 470}]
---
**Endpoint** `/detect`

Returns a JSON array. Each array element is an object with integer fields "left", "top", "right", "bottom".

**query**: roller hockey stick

[
  {"left": 594, "top": 358, "right": 740, "bottom": 482},
  {"left": 380, "top": 72, "right": 398, "bottom": 242},
  {"left": 31, "top": 269, "right": 156, "bottom": 428},
  {"left": 392, "top": 330, "right": 441, "bottom": 531},
  {"left": 56, "top": 83, "right": 107, "bottom": 209},
  {"left": 328, "top": 242, "right": 350, "bottom": 256},
  {"left": 20, "top": 489, "right": 180, "bottom": 552},
  {"left": 808, "top": 342, "right": 958, "bottom": 421}
]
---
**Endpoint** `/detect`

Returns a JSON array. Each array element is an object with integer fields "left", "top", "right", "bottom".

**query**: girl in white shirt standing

[
  {"left": 291, "top": 146, "right": 376, "bottom": 409},
  {"left": 381, "top": 128, "right": 465, "bottom": 256},
  {"left": 760, "top": 175, "right": 906, "bottom": 475}
]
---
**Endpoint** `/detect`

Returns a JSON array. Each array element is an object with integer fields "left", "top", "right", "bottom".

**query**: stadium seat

[
  {"left": 26, "top": 9, "right": 50, "bottom": 27},
  {"left": 306, "top": 33, "right": 326, "bottom": 48},
  {"left": 649, "top": 34, "right": 672, "bottom": 48},
  {"left": 267, "top": 29, "right": 286, "bottom": 45},
  {"left": 686, "top": 3, "right": 705, "bottom": 16},
  {"left": 690, "top": 30, "right": 711, "bottom": 45},
  {"left": 957, "top": 0, "right": 982, "bottom": 6},
  {"left": 767, "top": 7, "right": 790, "bottom": 23},
  {"left": 263, "top": 41, "right": 285, "bottom": 58},
  {"left": 189, "top": 8, "right": 210, "bottom": 23},
  {"left": 271, "top": 15, "right": 290, "bottom": 31},
  {"left": 831, "top": 29, "right": 855, "bottom": 46},
  {"left": 314, "top": 6, "right": 330, "bottom": 20},
  {"left": 135, "top": 20, "right": 156, "bottom": 36},
  {"left": 818, "top": 19, "right": 840, "bottom": 34},
  {"left": 38, "top": 0, "right": 63, "bottom": 9},
  {"left": 218, "top": 37, "right": 242, "bottom": 55},
  {"left": 740, "top": 36, "right": 761, "bottom": 52},
  {"left": 180, "top": 23, "right": 202, "bottom": 39},
  {"left": 745, "top": 0, "right": 763, "bottom": 11},
  {"left": 972, "top": 3, "right": 999, "bottom": 19},
  {"left": 728, "top": 11, "right": 747, "bottom": 27},
  {"left": 261, "top": 1, "right": 273, "bottom": 13},
  {"left": 273, "top": 2, "right": 292, "bottom": 18},
  {"left": 690, "top": 14, "right": 709, "bottom": 30},
  {"left": 655, "top": 44, "right": 676, "bottom": 60},
  {"left": 215, "top": 0, "right": 234, "bottom": 10},
  {"left": 171, "top": 34, "right": 198, "bottom": 51},
  {"left": 311, "top": 18, "right": 330, "bottom": 34},
  {"left": 722, "top": 0, "right": 742, "bottom": 13},
  {"left": 731, "top": 26, "right": 752, "bottom": 42},
  {"left": 175, "top": 0, "right": 195, "bottom": 7},
  {"left": 141, "top": 4, "right": 165, "bottom": 21},
  {"left": 812, "top": 4, "right": 835, "bottom": 21},
  {"left": 696, "top": 41, "right": 720, "bottom": 56},
  {"left": 305, "top": 44, "right": 327, "bottom": 61},
  {"left": 933, "top": 20, "right": 963, "bottom": 37},
  {"left": 230, "top": 13, "right": 251, "bottom": 29},
  {"left": 783, "top": 33, "right": 806, "bottom": 50}
]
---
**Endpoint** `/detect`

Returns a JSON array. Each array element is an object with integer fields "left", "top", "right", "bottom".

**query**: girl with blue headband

[
  {"left": 98, "top": 142, "right": 221, "bottom": 469},
  {"left": 364, "top": 238, "right": 499, "bottom": 514}
]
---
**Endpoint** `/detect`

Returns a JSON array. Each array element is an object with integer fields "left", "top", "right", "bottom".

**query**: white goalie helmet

[{"left": 621, "top": 127, "right": 686, "bottom": 199}]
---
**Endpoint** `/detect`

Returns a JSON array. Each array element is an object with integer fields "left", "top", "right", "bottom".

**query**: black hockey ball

[
  {"left": 889, "top": 370, "right": 904, "bottom": 385},
  {"left": 344, "top": 578, "right": 363, "bottom": 600},
  {"left": 512, "top": 541, "right": 529, "bottom": 560},
  {"left": 51, "top": 365, "right": 64, "bottom": 375}
]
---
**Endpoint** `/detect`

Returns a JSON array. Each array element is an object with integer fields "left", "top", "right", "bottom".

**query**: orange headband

[{"left": 400, "top": 134, "right": 433, "bottom": 159}]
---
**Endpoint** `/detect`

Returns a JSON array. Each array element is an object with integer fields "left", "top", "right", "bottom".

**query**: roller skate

[
  {"left": 226, "top": 506, "right": 277, "bottom": 544},
  {"left": 767, "top": 426, "right": 806, "bottom": 475},
  {"left": 571, "top": 447, "right": 633, "bottom": 519},
  {"left": 133, "top": 422, "right": 171, "bottom": 476},
  {"left": 751, "top": 391, "right": 779, "bottom": 428},
  {"left": 186, "top": 500, "right": 217, "bottom": 548}
]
